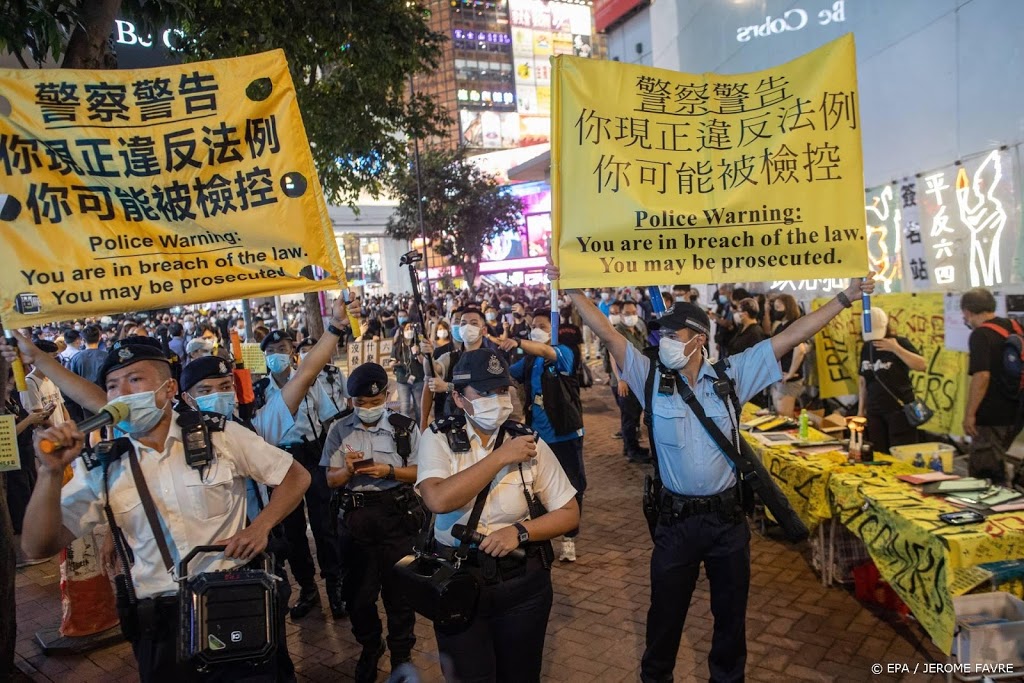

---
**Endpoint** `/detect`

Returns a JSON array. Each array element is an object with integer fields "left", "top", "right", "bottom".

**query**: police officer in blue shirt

[
  {"left": 321, "top": 363, "right": 423, "bottom": 683},
  {"left": 554, "top": 264, "right": 874, "bottom": 683},
  {"left": 255, "top": 299, "right": 356, "bottom": 620},
  {"left": 494, "top": 308, "right": 586, "bottom": 563}
]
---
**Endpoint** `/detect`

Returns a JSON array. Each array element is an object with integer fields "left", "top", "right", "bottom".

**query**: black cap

[
  {"left": 296, "top": 337, "right": 317, "bottom": 352},
  {"left": 35, "top": 339, "right": 58, "bottom": 354},
  {"left": 180, "top": 356, "right": 234, "bottom": 393},
  {"left": 656, "top": 302, "right": 711, "bottom": 336},
  {"left": 98, "top": 336, "right": 170, "bottom": 383},
  {"left": 451, "top": 349, "right": 512, "bottom": 393},
  {"left": 347, "top": 363, "right": 389, "bottom": 397},
  {"left": 260, "top": 329, "right": 294, "bottom": 352}
]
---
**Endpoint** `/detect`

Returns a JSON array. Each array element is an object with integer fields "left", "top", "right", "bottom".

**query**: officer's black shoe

[
  {"left": 289, "top": 586, "right": 321, "bottom": 619},
  {"left": 626, "top": 450, "right": 653, "bottom": 465},
  {"left": 326, "top": 580, "right": 348, "bottom": 620},
  {"left": 355, "top": 638, "right": 386, "bottom": 683}
]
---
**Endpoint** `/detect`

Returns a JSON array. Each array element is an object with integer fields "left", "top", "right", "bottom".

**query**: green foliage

[
  {"left": 0, "top": 0, "right": 187, "bottom": 67},
  {"left": 175, "top": 0, "right": 448, "bottom": 204},
  {"left": 386, "top": 148, "right": 524, "bottom": 287}
]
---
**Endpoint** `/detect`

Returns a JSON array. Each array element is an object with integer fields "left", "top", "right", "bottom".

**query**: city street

[{"left": 10, "top": 369, "right": 948, "bottom": 682}]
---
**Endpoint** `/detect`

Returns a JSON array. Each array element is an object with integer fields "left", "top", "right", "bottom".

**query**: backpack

[{"left": 980, "top": 319, "right": 1024, "bottom": 398}]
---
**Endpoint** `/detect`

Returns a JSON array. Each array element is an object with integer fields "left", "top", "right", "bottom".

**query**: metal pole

[
  {"left": 409, "top": 74, "right": 432, "bottom": 303},
  {"left": 241, "top": 298, "right": 253, "bottom": 341},
  {"left": 274, "top": 296, "right": 285, "bottom": 330}
]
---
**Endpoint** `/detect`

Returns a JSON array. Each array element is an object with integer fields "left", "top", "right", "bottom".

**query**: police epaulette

[
  {"left": 429, "top": 414, "right": 466, "bottom": 434},
  {"left": 337, "top": 406, "right": 354, "bottom": 419},
  {"left": 324, "top": 365, "right": 340, "bottom": 375},
  {"left": 388, "top": 412, "right": 417, "bottom": 432},
  {"left": 501, "top": 420, "right": 533, "bottom": 438},
  {"left": 197, "top": 411, "right": 227, "bottom": 432}
]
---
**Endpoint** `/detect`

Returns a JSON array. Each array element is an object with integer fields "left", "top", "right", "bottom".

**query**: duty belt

[
  {"left": 660, "top": 486, "right": 739, "bottom": 518},
  {"left": 339, "top": 486, "right": 413, "bottom": 511}
]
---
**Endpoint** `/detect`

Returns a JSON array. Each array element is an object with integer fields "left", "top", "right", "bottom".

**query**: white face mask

[
  {"left": 460, "top": 323, "right": 482, "bottom": 345},
  {"left": 608, "top": 314, "right": 622, "bottom": 326},
  {"left": 733, "top": 312, "right": 744, "bottom": 325},
  {"left": 600, "top": 292, "right": 610, "bottom": 301},
  {"left": 623, "top": 314, "right": 639, "bottom": 328},
  {"left": 355, "top": 404, "right": 386, "bottom": 424},
  {"left": 467, "top": 393, "right": 513, "bottom": 432},
  {"left": 403, "top": 329, "right": 415, "bottom": 340},
  {"left": 437, "top": 329, "right": 449, "bottom": 339},
  {"left": 116, "top": 380, "right": 171, "bottom": 436},
  {"left": 658, "top": 335, "right": 700, "bottom": 370},
  {"left": 530, "top": 328, "right": 551, "bottom": 343}
]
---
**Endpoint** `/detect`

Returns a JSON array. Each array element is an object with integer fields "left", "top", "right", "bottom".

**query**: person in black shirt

[
  {"left": 726, "top": 298, "right": 767, "bottom": 356},
  {"left": 857, "top": 307, "right": 925, "bottom": 453},
  {"left": 962, "top": 288, "right": 1023, "bottom": 483}
]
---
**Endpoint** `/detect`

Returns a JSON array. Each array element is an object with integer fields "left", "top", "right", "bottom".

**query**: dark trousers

[
  {"left": 5, "top": 443, "right": 37, "bottom": 535},
  {"left": 865, "top": 410, "right": 917, "bottom": 455},
  {"left": 435, "top": 561, "right": 553, "bottom": 683},
  {"left": 621, "top": 389, "right": 644, "bottom": 454},
  {"left": 549, "top": 438, "right": 585, "bottom": 538},
  {"left": 130, "top": 590, "right": 293, "bottom": 683},
  {"left": 281, "top": 444, "right": 342, "bottom": 587},
  {"left": 641, "top": 511, "right": 750, "bottom": 683},
  {"left": 340, "top": 505, "right": 418, "bottom": 658},
  {"left": 970, "top": 424, "right": 1018, "bottom": 484},
  {"left": 0, "top": 477, "right": 16, "bottom": 681}
]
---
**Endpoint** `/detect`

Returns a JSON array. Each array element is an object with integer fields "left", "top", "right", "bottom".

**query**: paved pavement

[{"left": 12, "top": 367, "right": 950, "bottom": 682}]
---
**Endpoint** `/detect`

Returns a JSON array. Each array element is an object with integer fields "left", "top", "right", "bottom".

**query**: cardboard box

[{"left": 807, "top": 410, "right": 848, "bottom": 435}]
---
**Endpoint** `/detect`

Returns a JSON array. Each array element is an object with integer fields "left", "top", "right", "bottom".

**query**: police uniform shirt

[
  {"left": 60, "top": 411, "right": 294, "bottom": 599},
  {"left": 249, "top": 390, "right": 296, "bottom": 448},
  {"left": 263, "top": 369, "right": 338, "bottom": 446},
  {"left": 415, "top": 421, "right": 576, "bottom": 547},
  {"left": 319, "top": 410, "right": 419, "bottom": 493},
  {"left": 621, "top": 339, "right": 781, "bottom": 497},
  {"left": 317, "top": 366, "right": 348, "bottom": 410}
]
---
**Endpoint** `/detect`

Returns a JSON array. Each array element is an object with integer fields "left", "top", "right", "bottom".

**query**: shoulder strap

[
  {"left": 125, "top": 446, "right": 175, "bottom": 574},
  {"left": 102, "top": 455, "right": 138, "bottom": 603},
  {"left": 866, "top": 346, "right": 909, "bottom": 407},
  {"left": 982, "top": 321, "right": 1011, "bottom": 338},
  {"left": 456, "top": 485, "right": 491, "bottom": 561},
  {"left": 642, "top": 347, "right": 661, "bottom": 480}
]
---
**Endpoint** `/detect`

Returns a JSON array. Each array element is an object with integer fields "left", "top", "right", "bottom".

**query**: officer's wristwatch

[{"left": 513, "top": 522, "right": 530, "bottom": 545}]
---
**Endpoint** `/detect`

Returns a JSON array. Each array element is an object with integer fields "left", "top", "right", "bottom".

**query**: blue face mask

[
  {"left": 115, "top": 380, "right": 171, "bottom": 437},
  {"left": 398, "top": 316, "right": 408, "bottom": 325},
  {"left": 718, "top": 295, "right": 729, "bottom": 305},
  {"left": 451, "top": 324, "right": 463, "bottom": 343},
  {"left": 194, "top": 391, "right": 237, "bottom": 417},
  {"left": 266, "top": 353, "right": 292, "bottom": 374}
]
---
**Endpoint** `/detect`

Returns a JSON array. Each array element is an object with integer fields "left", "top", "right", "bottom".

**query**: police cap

[
  {"left": 451, "top": 349, "right": 512, "bottom": 393},
  {"left": 347, "top": 362, "right": 389, "bottom": 398},
  {"left": 180, "top": 356, "right": 234, "bottom": 393},
  {"left": 296, "top": 337, "right": 317, "bottom": 353},
  {"left": 98, "top": 336, "right": 170, "bottom": 383},
  {"left": 656, "top": 302, "right": 711, "bottom": 337},
  {"left": 260, "top": 329, "right": 294, "bottom": 352}
]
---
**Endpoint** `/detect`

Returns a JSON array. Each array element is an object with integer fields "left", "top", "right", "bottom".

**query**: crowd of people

[{"left": 5, "top": 273, "right": 1024, "bottom": 683}]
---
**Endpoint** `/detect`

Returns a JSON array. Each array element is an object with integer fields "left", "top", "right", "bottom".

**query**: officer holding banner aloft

[
  {"left": 551, "top": 263, "right": 874, "bottom": 683},
  {"left": 11, "top": 336, "right": 311, "bottom": 682},
  {"left": 322, "top": 363, "right": 423, "bottom": 683}
]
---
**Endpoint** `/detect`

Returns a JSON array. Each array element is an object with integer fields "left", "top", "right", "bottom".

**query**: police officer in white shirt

[
  {"left": 416, "top": 349, "right": 579, "bottom": 682},
  {"left": 18, "top": 337, "right": 310, "bottom": 682},
  {"left": 322, "top": 363, "right": 423, "bottom": 683}
]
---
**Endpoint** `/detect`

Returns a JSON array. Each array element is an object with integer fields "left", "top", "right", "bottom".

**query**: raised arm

[
  {"left": 771, "top": 275, "right": 875, "bottom": 361},
  {"left": 546, "top": 264, "right": 628, "bottom": 370},
  {"left": 2, "top": 331, "right": 106, "bottom": 412},
  {"left": 279, "top": 296, "right": 355, "bottom": 414}
]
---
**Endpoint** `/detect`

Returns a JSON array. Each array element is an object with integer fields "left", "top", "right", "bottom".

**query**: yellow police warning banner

[
  {"left": 0, "top": 49, "right": 345, "bottom": 326},
  {"left": 551, "top": 34, "right": 867, "bottom": 288}
]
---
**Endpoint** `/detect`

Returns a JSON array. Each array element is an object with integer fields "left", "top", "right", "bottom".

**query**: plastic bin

[
  {"left": 890, "top": 442, "right": 956, "bottom": 474},
  {"left": 951, "top": 592, "right": 1024, "bottom": 669}
]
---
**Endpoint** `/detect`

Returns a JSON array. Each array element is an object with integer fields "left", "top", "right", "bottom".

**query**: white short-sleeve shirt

[
  {"left": 60, "top": 412, "right": 293, "bottom": 598},
  {"left": 415, "top": 421, "right": 576, "bottom": 547}
]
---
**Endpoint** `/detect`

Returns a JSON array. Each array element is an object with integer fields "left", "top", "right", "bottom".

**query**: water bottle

[
  {"left": 929, "top": 454, "right": 943, "bottom": 472},
  {"left": 798, "top": 409, "right": 809, "bottom": 440},
  {"left": 913, "top": 452, "right": 925, "bottom": 468}
]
